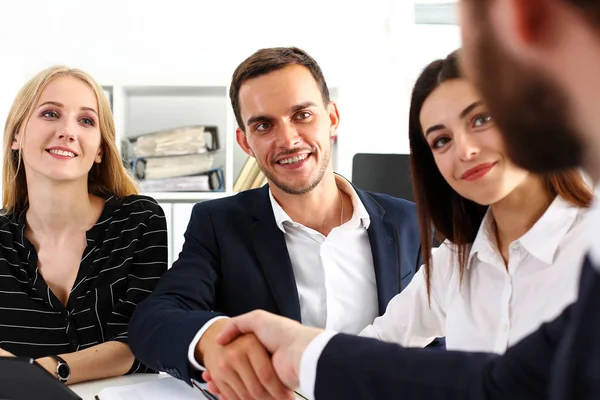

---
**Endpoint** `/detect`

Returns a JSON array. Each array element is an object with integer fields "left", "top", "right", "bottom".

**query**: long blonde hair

[{"left": 2, "top": 66, "right": 139, "bottom": 212}]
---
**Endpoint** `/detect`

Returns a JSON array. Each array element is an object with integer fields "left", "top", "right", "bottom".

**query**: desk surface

[
  {"left": 70, "top": 373, "right": 167, "bottom": 399},
  {"left": 71, "top": 373, "right": 309, "bottom": 400}
]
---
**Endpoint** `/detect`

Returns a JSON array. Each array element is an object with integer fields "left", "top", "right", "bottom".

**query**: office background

[{"left": 0, "top": 0, "right": 460, "bottom": 264}]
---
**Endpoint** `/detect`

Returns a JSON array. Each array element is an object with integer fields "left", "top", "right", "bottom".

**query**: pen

[
  {"left": 192, "top": 380, "right": 219, "bottom": 400},
  {"left": 294, "top": 389, "right": 309, "bottom": 400}
]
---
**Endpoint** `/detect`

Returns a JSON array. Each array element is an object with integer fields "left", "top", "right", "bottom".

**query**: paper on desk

[
  {"left": 97, "top": 377, "right": 200, "bottom": 399},
  {"left": 97, "top": 376, "right": 310, "bottom": 400}
]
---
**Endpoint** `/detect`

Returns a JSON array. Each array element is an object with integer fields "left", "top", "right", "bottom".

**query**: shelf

[
  {"left": 144, "top": 191, "right": 236, "bottom": 202},
  {"left": 123, "top": 85, "right": 226, "bottom": 97}
]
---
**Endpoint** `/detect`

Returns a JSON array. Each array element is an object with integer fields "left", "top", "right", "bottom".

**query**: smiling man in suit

[{"left": 129, "top": 47, "right": 422, "bottom": 400}]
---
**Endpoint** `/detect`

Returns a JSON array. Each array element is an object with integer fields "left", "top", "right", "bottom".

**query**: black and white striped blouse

[{"left": 0, "top": 194, "right": 168, "bottom": 374}]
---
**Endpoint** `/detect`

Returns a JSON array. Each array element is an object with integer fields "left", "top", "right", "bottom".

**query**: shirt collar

[
  {"left": 467, "top": 208, "right": 496, "bottom": 268},
  {"left": 269, "top": 174, "right": 371, "bottom": 233},
  {"left": 518, "top": 195, "right": 581, "bottom": 265},
  {"left": 468, "top": 195, "right": 581, "bottom": 268}
]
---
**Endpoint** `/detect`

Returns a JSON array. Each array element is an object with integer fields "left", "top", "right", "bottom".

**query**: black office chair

[{"left": 351, "top": 153, "right": 414, "bottom": 201}]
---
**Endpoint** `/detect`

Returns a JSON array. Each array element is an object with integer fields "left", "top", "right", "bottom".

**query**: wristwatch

[{"left": 49, "top": 355, "right": 70, "bottom": 383}]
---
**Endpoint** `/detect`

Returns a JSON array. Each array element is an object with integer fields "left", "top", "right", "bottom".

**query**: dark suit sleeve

[
  {"left": 129, "top": 203, "right": 224, "bottom": 383},
  {"left": 315, "top": 302, "right": 570, "bottom": 399}
]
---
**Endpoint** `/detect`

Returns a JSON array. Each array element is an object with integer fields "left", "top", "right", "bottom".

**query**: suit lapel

[
  {"left": 251, "top": 187, "right": 302, "bottom": 322},
  {"left": 356, "top": 189, "right": 400, "bottom": 315}
]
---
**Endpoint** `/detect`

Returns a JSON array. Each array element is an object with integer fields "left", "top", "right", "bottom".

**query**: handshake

[{"left": 197, "top": 311, "right": 324, "bottom": 400}]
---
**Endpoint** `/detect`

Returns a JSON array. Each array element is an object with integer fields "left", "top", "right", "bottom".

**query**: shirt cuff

[
  {"left": 358, "top": 324, "right": 381, "bottom": 339},
  {"left": 299, "top": 331, "right": 337, "bottom": 400},
  {"left": 187, "top": 316, "right": 230, "bottom": 371}
]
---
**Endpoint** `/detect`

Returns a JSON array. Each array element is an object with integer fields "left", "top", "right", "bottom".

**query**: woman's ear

[
  {"left": 95, "top": 146, "right": 103, "bottom": 163},
  {"left": 11, "top": 132, "right": 20, "bottom": 151}
]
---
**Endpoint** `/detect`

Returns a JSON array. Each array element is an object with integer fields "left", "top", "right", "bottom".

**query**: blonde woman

[{"left": 0, "top": 66, "right": 167, "bottom": 384}]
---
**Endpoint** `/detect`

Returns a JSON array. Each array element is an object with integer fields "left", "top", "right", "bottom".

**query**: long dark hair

[{"left": 408, "top": 50, "right": 593, "bottom": 300}]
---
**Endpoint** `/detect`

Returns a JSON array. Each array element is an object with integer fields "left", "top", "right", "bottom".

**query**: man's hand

[
  {"left": 213, "top": 310, "right": 323, "bottom": 390},
  {"left": 196, "top": 319, "right": 294, "bottom": 400},
  {"left": 0, "top": 348, "right": 15, "bottom": 357}
]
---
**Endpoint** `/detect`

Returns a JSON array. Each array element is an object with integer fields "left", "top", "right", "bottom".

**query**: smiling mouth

[
  {"left": 277, "top": 153, "right": 309, "bottom": 165},
  {"left": 461, "top": 162, "right": 497, "bottom": 181},
  {"left": 47, "top": 149, "right": 77, "bottom": 158}
]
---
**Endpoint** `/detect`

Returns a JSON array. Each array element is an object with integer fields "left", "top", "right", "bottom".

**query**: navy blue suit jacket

[
  {"left": 314, "top": 255, "right": 600, "bottom": 399},
  {"left": 129, "top": 184, "right": 422, "bottom": 382}
]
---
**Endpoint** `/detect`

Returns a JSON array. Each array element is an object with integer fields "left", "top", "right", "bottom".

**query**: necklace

[{"left": 338, "top": 188, "right": 344, "bottom": 226}]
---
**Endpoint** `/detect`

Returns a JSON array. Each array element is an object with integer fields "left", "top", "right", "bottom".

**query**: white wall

[{"left": 0, "top": 0, "right": 460, "bottom": 180}]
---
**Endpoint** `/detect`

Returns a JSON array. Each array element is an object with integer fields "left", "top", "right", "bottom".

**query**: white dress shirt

[
  {"left": 188, "top": 175, "right": 378, "bottom": 371},
  {"left": 300, "top": 195, "right": 592, "bottom": 398},
  {"left": 269, "top": 176, "right": 377, "bottom": 334},
  {"left": 359, "top": 195, "right": 589, "bottom": 353}
]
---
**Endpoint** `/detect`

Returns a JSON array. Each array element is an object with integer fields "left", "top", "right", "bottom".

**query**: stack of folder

[{"left": 124, "top": 125, "right": 224, "bottom": 192}]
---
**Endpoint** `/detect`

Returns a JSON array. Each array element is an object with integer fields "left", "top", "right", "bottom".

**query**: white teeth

[
  {"left": 49, "top": 149, "right": 75, "bottom": 157},
  {"left": 279, "top": 154, "right": 308, "bottom": 164}
]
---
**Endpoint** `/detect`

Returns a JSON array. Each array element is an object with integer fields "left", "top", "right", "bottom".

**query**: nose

[
  {"left": 454, "top": 130, "right": 479, "bottom": 161},
  {"left": 276, "top": 122, "right": 301, "bottom": 148},
  {"left": 56, "top": 119, "right": 77, "bottom": 142}
]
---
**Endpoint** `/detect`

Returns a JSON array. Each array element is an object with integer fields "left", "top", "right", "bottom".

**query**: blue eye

[
  {"left": 81, "top": 117, "right": 95, "bottom": 126},
  {"left": 431, "top": 136, "right": 451, "bottom": 149},
  {"left": 42, "top": 110, "right": 59, "bottom": 118}
]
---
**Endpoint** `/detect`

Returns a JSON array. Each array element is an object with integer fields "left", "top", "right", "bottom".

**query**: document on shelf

[{"left": 96, "top": 376, "right": 311, "bottom": 399}]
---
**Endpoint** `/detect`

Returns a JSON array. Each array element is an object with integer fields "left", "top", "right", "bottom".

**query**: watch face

[{"left": 57, "top": 363, "right": 70, "bottom": 379}]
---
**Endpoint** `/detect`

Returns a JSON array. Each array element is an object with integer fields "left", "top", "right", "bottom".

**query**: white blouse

[{"left": 360, "top": 195, "right": 591, "bottom": 354}]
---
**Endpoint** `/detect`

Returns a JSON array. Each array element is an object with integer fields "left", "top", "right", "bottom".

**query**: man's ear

[
  {"left": 327, "top": 101, "right": 340, "bottom": 138},
  {"left": 236, "top": 127, "right": 255, "bottom": 157},
  {"left": 507, "top": 0, "right": 551, "bottom": 45}
]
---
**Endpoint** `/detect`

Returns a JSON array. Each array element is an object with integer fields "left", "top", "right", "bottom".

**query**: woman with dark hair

[{"left": 359, "top": 50, "right": 594, "bottom": 354}]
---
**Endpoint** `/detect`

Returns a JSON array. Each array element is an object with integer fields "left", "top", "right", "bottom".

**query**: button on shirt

[
  {"left": 269, "top": 176, "right": 378, "bottom": 334},
  {"left": 360, "top": 195, "right": 590, "bottom": 354}
]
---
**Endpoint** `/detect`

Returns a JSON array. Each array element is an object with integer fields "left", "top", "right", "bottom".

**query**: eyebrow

[
  {"left": 459, "top": 100, "right": 484, "bottom": 120},
  {"left": 38, "top": 101, "right": 98, "bottom": 115},
  {"left": 246, "top": 101, "right": 317, "bottom": 127},
  {"left": 424, "top": 100, "right": 484, "bottom": 137}
]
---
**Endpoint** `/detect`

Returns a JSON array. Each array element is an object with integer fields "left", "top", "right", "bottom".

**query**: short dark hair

[
  {"left": 409, "top": 50, "right": 593, "bottom": 301},
  {"left": 229, "top": 47, "right": 331, "bottom": 131}
]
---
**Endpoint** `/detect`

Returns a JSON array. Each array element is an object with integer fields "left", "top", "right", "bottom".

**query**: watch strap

[{"left": 49, "top": 355, "right": 69, "bottom": 382}]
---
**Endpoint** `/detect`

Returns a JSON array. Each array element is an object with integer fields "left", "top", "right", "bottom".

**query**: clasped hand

[{"left": 202, "top": 311, "right": 323, "bottom": 400}]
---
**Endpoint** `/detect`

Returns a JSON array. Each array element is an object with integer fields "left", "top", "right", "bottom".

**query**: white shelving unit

[
  {"left": 102, "top": 82, "right": 339, "bottom": 264},
  {"left": 103, "top": 83, "right": 239, "bottom": 263},
  {"left": 105, "top": 84, "right": 242, "bottom": 202}
]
